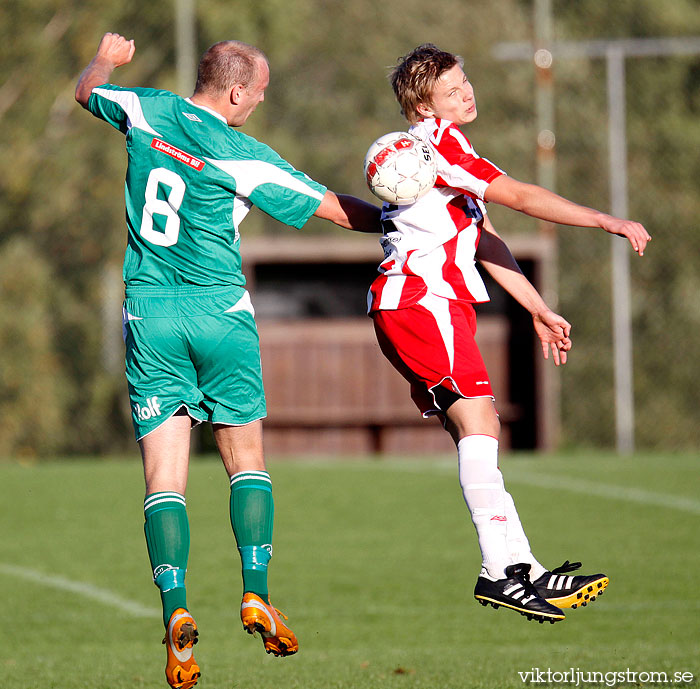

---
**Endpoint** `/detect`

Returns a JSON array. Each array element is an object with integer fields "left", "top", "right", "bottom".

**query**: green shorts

[{"left": 122, "top": 285, "right": 266, "bottom": 440}]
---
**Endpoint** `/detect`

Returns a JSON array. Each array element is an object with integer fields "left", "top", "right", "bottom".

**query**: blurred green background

[{"left": 1, "top": 0, "right": 699, "bottom": 456}]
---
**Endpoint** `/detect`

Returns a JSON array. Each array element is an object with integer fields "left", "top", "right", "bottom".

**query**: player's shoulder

[
  {"left": 90, "top": 84, "right": 184, "bottom": 117},
  {"left": 131, "top": 86, "right": 176, "bottom": 98},
  {"left": 218, "top": 128, "right": 290, "bottom": 166},
  {"left": 93, "top": 83, "right": 175, "bottom": 100},
  {"left": 412, "top": 118, "right": 475, "bottom": 156},
  {"left": 439, "top": 120, "right": 474, "bottom": 152},
  {"left": 151, "top": 96, "right": 239, "bottom": 150}
]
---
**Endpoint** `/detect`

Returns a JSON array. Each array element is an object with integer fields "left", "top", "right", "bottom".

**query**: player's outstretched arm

[
  {"left": 314, "top": 191, "right": 382, "bottom": 232},
  {"left": 476, "top": 216, "right": 571, "bottom": 365},
  {"left": 75, "top": 33, "right": 135, "bottom": 108},
  {"left": 483, "top": 175, "right": 651, "bottom": 256}
]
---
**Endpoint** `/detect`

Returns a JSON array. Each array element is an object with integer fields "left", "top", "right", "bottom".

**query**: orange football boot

[
  {"left": 163, "top": 608, "right": 201, "bottom": 689},
  {"left": 240, "top": 593, "right": 299, "bottom": 656}
]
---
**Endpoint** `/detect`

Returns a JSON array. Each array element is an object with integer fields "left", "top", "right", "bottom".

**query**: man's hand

[
  {"left": 598, "top": 214, "right": 651, "bottom": 256},
  {"left": 532, "top": 309, "right": 572, "bottom": 366},
  {"left": 94, "top": 33, "right": 136, "bottom": 69},
  {"left": 75, "top": 33, "right": 135, "bottom": 108}
]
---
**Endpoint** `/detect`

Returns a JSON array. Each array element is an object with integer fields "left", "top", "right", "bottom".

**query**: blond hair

[{"left": 390, "top": 44, "right": 463, "bottom": 124}]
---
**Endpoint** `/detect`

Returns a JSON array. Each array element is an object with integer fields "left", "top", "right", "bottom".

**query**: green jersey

[{"left": 88, "top": 84, "right": 326, "bottom": 287}]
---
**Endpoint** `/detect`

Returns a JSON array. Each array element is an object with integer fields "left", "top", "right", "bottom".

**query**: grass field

[{"left": 2, "top": 450, "right": 699, "bottom": 689}]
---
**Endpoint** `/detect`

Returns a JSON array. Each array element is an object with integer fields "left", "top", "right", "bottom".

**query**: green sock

[
  {"left": 144, "top": 492, "right": 190, "bottom": 627},
  {"left": 230, "top": 471, "right": 274, "bottom": 603}
]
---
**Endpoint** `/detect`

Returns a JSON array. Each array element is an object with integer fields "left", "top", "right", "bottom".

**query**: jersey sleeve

[
  {"left": 433, "top": 124, "right": 505, "bottom": 200},
  {"left": 86, "top": 84, "right": 132, "bottom": 133},
  {"left": 205, "top": 138, "right": 327, "bottom": 229},
  {"left": 87, "top": 84, "right": 164, "bottom": 137}
]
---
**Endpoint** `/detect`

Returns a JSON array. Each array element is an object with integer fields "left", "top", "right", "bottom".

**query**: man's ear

[
  {"left": 230, "top": 83, "right": 244, "bottom": 105},
  {"left": 416, "top": 101, "right": 434, "bottom": 119}
]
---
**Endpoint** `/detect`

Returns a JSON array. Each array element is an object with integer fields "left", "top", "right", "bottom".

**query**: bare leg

[
  {"left": 139, "top": 413, "right": 194, "bottom": 631},
  {"left": 443, "top": 396, "right": 500, "bottom": 445},
  {"left": 213, "top": 419, "right": 266, "bottom": 477},
  {"left": 139, "top": 413, "right": 193, "bottom": 495}
]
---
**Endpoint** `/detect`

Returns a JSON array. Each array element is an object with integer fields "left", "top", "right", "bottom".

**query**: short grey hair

[{"left": 194, "top": 41, "right": 268, "bottom": 95}]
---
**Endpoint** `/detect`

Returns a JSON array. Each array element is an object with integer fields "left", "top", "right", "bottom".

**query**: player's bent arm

[
  {"left": 476, "top": 217, "right": 550, "bottom": 317},
  {"left": 483, "top": 175, "right": 651, "bottom": 256},
  {"left": 476, "top": 217, "right": 571, "bottom": 365},
  {"left": 75, "top": 33, "right": 135, "bottom": 108},
  {"left": 313, "top": 191, "right": 382, "bottom": 233}
]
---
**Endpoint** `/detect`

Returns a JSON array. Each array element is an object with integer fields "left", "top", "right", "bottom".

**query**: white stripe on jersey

[
  {"left": 232, "top": 194, "right": 253, "bottom": 235},
  {"left": 455, "top": 227, "right": 489, "bottom": 299},
  {"left": 430, "top": 118, "right": 452, "bottom": 146},
  {"left": 410, "top": 243, "right": 458, "bottom": 299},
  {"left": 93, "top": 87, "right": 160, "bottom": 136},
  {"left": 435, "top": 126, "right": 498, "bottom": 200},
  {"left": 436, "top": 154, "right": 492, "bottom": 199},
  {"left": 205, "top": 158, "right": 325, "bottom": 201}
]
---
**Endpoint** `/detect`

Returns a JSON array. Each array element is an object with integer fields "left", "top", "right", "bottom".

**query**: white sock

[
  {"left": 503, "top": 491, "right": 547, "bottom": 581},
  {"left": 457, "top": 434, "right": 510, "bottom": 579}
]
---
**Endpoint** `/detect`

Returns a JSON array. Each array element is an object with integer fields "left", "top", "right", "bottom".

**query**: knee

[{"left": 445, "top": 398, "right": 500, "bottom": 444}]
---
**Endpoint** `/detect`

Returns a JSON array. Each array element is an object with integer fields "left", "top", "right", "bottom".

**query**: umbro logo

[{"left": 182, "top": 112, "right": 202, "bottom": 122}]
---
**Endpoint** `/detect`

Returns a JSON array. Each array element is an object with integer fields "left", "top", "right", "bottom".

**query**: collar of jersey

[{"left": 184, "top": 97, "right": 228, "bottom": 124}]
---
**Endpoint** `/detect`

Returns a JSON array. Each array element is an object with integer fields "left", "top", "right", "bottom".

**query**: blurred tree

[
  {"left": 551, "top": 0, "right": 700, "bottom": 448},
  {"left": 0, "top": 238, "right": 68, "bottom": 456},
  {"left": 0, "top": 0, "right": 171, "bottom": 455},
  {"left": 0, "top": 0, "right": 697, "bottom": 454}
]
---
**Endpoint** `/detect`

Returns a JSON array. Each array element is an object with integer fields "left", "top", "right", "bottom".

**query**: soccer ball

[{"left": 364, "top": 132, "right": 437, "bottom": 204}]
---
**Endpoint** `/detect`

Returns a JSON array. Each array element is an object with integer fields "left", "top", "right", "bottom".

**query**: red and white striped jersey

[{"left": 368, "top": 118, "right": 505, "bottom": 312}]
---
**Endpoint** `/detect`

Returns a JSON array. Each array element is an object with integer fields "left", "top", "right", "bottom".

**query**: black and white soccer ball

[{"left": 364, "top": 132, "right": 437, "bottom": 204}]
